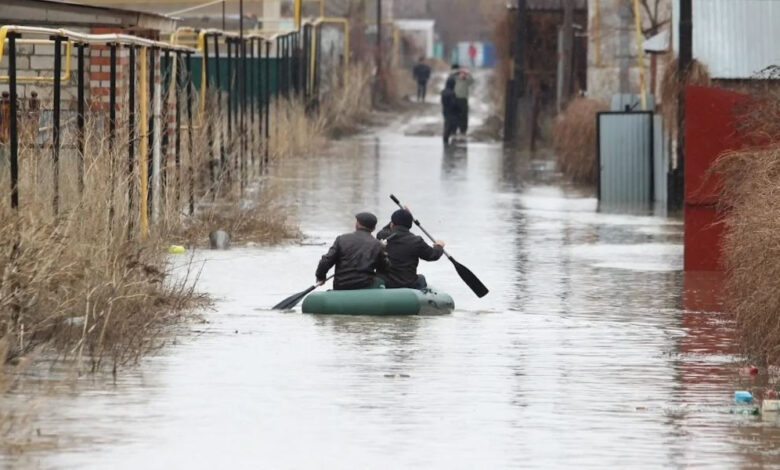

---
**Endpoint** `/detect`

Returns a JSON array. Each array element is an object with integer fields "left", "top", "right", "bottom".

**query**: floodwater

[{"left": 4, "top": 95, "right": 780, "bottom": 469}]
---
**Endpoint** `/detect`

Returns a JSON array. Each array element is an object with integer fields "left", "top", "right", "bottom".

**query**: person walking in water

[
  {"left": 412, "top": 57, "right": 432, "bottom": 102},
  {"left": 448, "top": 64, "right": 475, "bottom": 135},
  {"left": 376, "top": 209, "right": 445, "bottom": 290},
  {"left": 316, "top": 212, "right": 390, "bottom": 290},
  {"left": 440, "top": 77, "right": 458, "bottom": 145}
]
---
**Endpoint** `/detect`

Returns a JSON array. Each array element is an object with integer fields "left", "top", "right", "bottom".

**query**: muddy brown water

[{"left": 3, "top": 104, "right": 780, "bottom": 469}]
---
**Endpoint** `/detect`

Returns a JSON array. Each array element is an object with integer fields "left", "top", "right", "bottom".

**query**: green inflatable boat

[{"left": 302, "top": 286, "right": 454, "bottom": 316}]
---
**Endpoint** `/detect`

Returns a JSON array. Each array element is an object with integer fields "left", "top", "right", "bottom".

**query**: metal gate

[{"left": 597, "top": 111, "right": 655, "bottom": 205}]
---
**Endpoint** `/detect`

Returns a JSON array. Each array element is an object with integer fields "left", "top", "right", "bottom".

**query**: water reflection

[{"left": 441, "top": 144, "right": 468, "bottom": 180}]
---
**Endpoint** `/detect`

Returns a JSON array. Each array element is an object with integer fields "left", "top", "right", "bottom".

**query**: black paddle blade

[
  {"left": 450, "top": 257, "right": 489, "bottom": 298},
  {"left": 272, "top": 285, "right": 316, "bottom": 310}
]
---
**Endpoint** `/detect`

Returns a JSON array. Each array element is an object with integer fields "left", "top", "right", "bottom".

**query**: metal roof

[
  {"left": 1, "top": 0, "right": 178, "bottom": 30},
  {"left": 673, "top": 0, "right": 780, "bottom": 79}
]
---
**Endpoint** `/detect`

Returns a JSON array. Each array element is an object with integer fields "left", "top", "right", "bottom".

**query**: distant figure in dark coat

[
  {"left": 412, "top": 57, "right": 432, "bottom": 102},
  {"left": 440, "top": 77, "right": 458, "bottom": 145}
]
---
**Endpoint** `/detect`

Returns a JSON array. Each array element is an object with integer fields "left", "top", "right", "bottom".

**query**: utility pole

[
  {"left": 375, "top": 0, "right": 383, "bottom": 103},
  {"left": 503, "top": 0, "right": 526, "bottom": 142},
  {"left": 671, "top": 0, "right": 693, "bottom": 211},
  {"left": 559, "top": 0, "right": 574, "bottom": 111},
  {"left": 618, "top": 2, "right": 631, "bottom": 94}
]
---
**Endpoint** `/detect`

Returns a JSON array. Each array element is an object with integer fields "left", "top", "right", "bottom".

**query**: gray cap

[{"left": 355, "top": 212, "right": 378, "bottom": 230}]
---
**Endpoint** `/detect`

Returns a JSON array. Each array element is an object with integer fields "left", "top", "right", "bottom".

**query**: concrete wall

[{"left": 587, "top": 0, "right": 671, "bottom": 103}]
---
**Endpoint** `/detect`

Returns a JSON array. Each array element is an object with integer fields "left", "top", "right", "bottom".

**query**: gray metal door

[{"left": 597, "top": 111, "right": 654, "bottom": 204}]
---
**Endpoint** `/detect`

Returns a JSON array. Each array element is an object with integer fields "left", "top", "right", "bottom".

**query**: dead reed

[
  {"left": 320, "top": 63, "right": 373, "bottom": 137},
  {"left": 711, "top": 89, "right": 780, "bottom": 364},
  {"left": 660, "top": 58, "right": 711, "bottom": 133},
  {"left": 714, "top": 147, "right": 780, "bottom": 364},
  {"left": 551, "top": 97, "right": 608, "bottom": 184},
  {"left": 0, "top": 127, "right": 207, "bottom": 370}
]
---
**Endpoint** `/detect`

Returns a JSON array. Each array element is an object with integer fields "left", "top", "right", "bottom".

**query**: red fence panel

[{"left": 684, "top": 85, "right": 750, "bottom": 271}]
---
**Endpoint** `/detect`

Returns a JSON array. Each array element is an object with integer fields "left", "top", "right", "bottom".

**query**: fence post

[
  {"left": 108, "top": 42, "right": 117, "bottom": 227},
  {"left": 214, "top": 34, "right": 226, "bottom": 180},
  {"left": 148, "top": 47, "right": 156, "bottom": 222},
  {"left": 76, "top": 42, "right": 86, "bottom": 195},
  {"left": 127, "top": 45, "right": 136, "bottom": 238},
  {"left": 8, "top": 33, "right": 19, "bottom": 210},
  {"left": 203, "top": 34, "right": 215, "bottom": 191},
  {"left": 249, "top": 38, "right": 256, "bottom": 175},
  {"left": 265, "top": 40, "right": 271, "bottom": 167},
  {"left": 278, "top": 36, "right": 284, "bottom": 98},
  {"left": 174, "top": 51, "right": 182, "bottom": 208},
  {"left": 185, "top": 51, "right": 195, "bottom": 215},
  {"left": 240, "top": 37, "right": 247, "bottom": 192},
  {"left": 52, "top": 35, "right": 65, "bottom": 216},
  {"left": 226, "top": 38, "right": 233, "bottom": 176},
  {"left": 139, "top": 46, "right": 149, "bottom": 238},
  {"left": 161, "top": 49, "right": 171, "bottom": 201}
]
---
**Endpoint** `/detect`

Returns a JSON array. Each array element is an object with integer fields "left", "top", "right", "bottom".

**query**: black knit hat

[
  {"left": 355, "top": 212, "right": 378, "bottom": 230},
  {"left": 391, "top": 209, "right": 413, "bottom": 229}
]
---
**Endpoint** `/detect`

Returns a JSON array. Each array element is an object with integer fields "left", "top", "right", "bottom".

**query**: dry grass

[
  {"left": 0, "top": 128, "right": 207, "bottom": 370},
  {"left": 714, "top": 147, "right": 780, "bottom": 364},
  {"left": 551, "top": 97, "right": 609, "bottom": 184},
  {"left": 660, "top": 58, "right": 711, "bottom": 133},
  {"left": 321, "top": 63, "right": 374, "bottom": 137},
  {"left": 711, "top": 88, "right": 780, "bottom": 364},
  {"left": 173, "top": 184, "right": 300, "bottom": 246},
  {"left": 268, "top": 96, "right": 327, "bottom": 160}
]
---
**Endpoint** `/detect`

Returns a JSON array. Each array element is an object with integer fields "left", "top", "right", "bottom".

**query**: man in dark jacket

[
  {"left": 376, "top": 209, "right": 445, "bottom": 289},
  {"left": 412, "top": 57, "right": 432, "bottom": 102},
  {"left": 440, "top": 77, "right": 458, "bottom": 145},
  {"left": 316, "top": 212, "right": 390, "bottom": 290},
  {"left": 448, "top": 64, "right": 474, "bottom": 134}
]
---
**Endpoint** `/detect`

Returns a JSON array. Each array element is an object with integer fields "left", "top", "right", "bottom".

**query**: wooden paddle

[
  {"left": 273, "top": 274, "right": 334, "bottom": 310},
  {"left": 390, "top": 194, "right": 489, "bottom": 298}
]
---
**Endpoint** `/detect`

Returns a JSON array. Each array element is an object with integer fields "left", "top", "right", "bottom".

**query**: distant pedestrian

[
  {"left": 412, "top": 57, "right": 432, "bottom": 102},
  {"left": 440, "top": 77, "right": 458, "bottom": 145},
  {"left": 448, "top": 64, "right": 475, "bottom": 134},
  {"left": 468, "top": 43, "right": 478, "bottom": 68}
]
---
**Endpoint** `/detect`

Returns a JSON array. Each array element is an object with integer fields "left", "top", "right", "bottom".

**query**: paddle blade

[
  {"left": 272, "top": 285, "right": 316, "bottom": 310},
  {"left": 450, "top": 257, "right": 489, "bottom": 298}
]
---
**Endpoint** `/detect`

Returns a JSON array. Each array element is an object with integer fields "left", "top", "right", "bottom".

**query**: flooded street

[{"left": 4, "top": 103, "right": 780, "bottom": 469}]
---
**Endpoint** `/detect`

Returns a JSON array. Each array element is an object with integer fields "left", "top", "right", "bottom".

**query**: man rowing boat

[{"left": 376, "top": 209, "right": 445, "bottom": 290}]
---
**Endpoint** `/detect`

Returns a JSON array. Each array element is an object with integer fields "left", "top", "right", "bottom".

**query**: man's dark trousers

[{"left": 417, "top": 81, "right": 428, "bottom": 102}]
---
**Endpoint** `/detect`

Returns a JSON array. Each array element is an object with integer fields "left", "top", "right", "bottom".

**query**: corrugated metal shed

[{"left": 673, "top": 0, "right": 780, "bottom": 79}]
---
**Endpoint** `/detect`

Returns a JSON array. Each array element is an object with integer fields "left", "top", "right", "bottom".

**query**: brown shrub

[
  {"left": 660, "top": 58, "right": 710, "bottom": 133},
  {"left": 712, "top": 88, "right": 780, "bottom": 364},
  {"left": 551, "top": 98, "right": 609, "bottom": 184},
  {"left": 321, "top": 63, "right": 373, "bottom": 137},
  {"left": 713, "top": 147, "right": 780, "bottom": 364}
]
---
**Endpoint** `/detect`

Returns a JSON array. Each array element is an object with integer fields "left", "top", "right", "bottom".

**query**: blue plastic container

[{"left": 734, "top": 391, "right": 754, "bottom": 404}]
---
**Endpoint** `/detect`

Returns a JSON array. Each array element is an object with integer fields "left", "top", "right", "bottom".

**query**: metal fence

[{"left": 0, "top": 22, "right": 339, "bottom": 237}]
